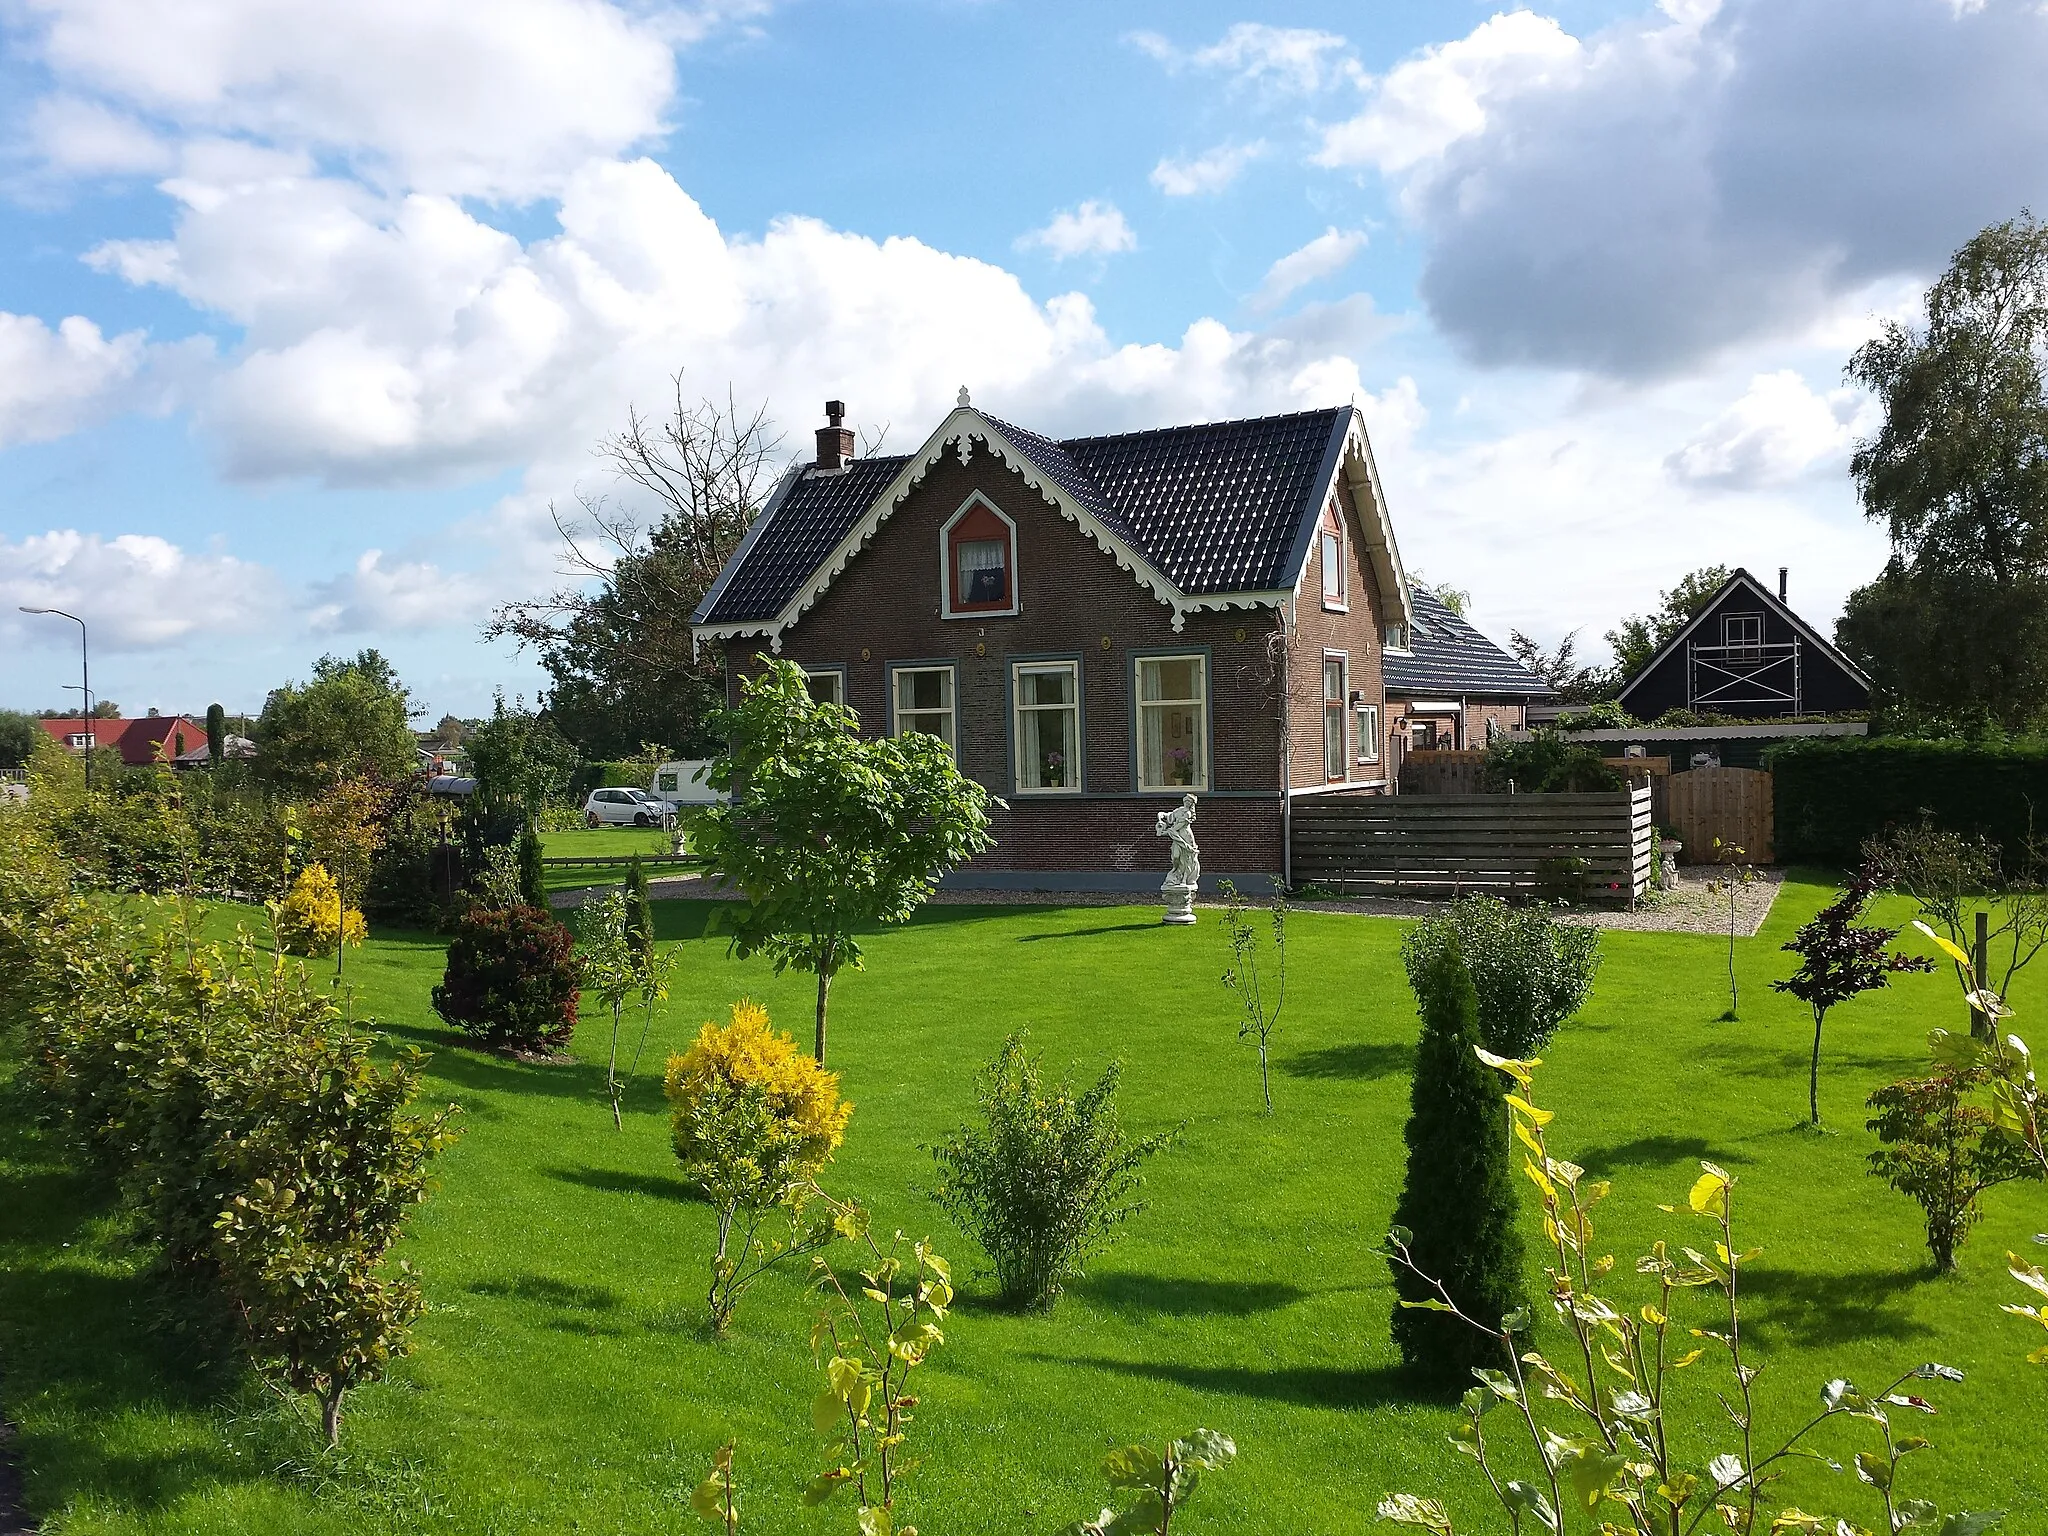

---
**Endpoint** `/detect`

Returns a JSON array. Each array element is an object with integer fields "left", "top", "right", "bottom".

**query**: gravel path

[{"left": 553, "top": 865, "right": 1784, "bottom": 937}]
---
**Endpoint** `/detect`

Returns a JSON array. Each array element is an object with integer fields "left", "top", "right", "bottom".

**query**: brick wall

[
  {"left": 1288, "top": 477, "right": 1388, "bottom": 789},
  {"left": 724, "top": 442, "right": 1301, "bottom": 879}
]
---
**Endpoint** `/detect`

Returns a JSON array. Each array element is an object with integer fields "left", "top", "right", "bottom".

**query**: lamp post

[{"left": 18, "top": 606, "right": 92, "bottom": 791}]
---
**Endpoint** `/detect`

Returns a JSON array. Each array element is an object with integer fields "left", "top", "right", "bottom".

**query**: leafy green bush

[
  {"left": 1771, "top": 734, "right": 2048, "bottom": 865},
  {"left": 1399, "top": 895, "right": 1601, "bottom": 1057},
  {"left": 927, "top": 1033, "right": 1176, "bottom": 1311},
  {"left": 1062, "top": 1430, "right": 1235, "bottom": 1536},
  {"left": 1482, "top": 728, "right": 1622, "bottom": 794},
  {"left": 1388, "top": 939, "right": 1525, "bottom": 1388},
  {"left": 431, "top": 904, "right": 582, "bottom": 1052},
  {"left": 1868, "top": 1060, "right": 2040, "bottom": 1272}
]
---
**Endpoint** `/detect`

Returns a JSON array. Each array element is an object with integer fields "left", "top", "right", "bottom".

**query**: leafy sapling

[
  {"left": 1773, "top": 878, "right": 1935, "bottom": 1126},
  {"left": 1062, "top": 1429, "right": 1236, "bottom": 1535},
  {"left": 1707, "top": 837, "right": 1755, "bottom": 1019},
  {"left": 580, "top": 890, "right": 639, "bottom": 1130},
  {"left": 690, "top": 1441, "right": 740, "bottom": 1533},
  {"left": 1868, "top": 1061, "right": 2039, "bottom": 1272},
  {"left": 1219, "top": 880, "right": 1286, "bottom": 1114},
  {"left": 805, "top": 1207, "right": 953, "bottom": 1535}
]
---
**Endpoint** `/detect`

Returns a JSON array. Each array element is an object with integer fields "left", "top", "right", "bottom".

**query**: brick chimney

[{"left": 815, "top": 399, "right": 854, "bottom": 470}]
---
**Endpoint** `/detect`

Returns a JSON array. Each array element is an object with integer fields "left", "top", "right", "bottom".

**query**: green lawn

[
  {"left": 538, "top": 826, "right": 684, "bottom": 893},
  {"left": 2, "top": 876, "right": 2043, "bottom": 1534}
]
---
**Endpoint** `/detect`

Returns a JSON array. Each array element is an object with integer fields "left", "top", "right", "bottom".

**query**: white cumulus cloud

[
  {"left": 1252, "top": 227, "right": 1368, "bottom": 310},
  {"left": 0, "top": 530, "right": 286, "bottom": 650},
  {"left": 1150, "top": 141, "right": 1267, "bottom": 197},
  {"left": 1666, "top": 369, "right": 1862, "bottom": 489},
  {"left": 0, "top": 312, "right": 151, "bottom": 448},
  {"left": 308, "top": 549, "right": 498, "bottom": 634},
  {"left": 1016, "top": 200, "right": 1138, "bottom": 261},
  {"left": 1315, "top": 11, "right": 1582, "bottom": 177}
]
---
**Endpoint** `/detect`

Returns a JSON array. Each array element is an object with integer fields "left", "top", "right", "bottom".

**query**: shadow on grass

[
  {"left": 545, "top": 1166, "right": 698, "bottom": 1205},
  {"left": 1033, "top": 1354, "right": 1412, "bottom": 1410},
  {"left": 468, "top": 1274, "right": 622, "bottom": 1313},
  {"left": 377, "top": 1021, "right": 611, "bottom": 1103},
  {"left": 0, "top": 1109, "right": 273, "bottom": 1519},
  {"left": 1737, "top": 1262, "right": 1936, "bottom": 1348},
  {"left": 1280, "top": 1042, "right": 1413, "bottom": 1081},
  {"left": 1071, "top": 1273, "right": 1311, "bottom": 1317},
  {"left": 1571, "top": 1135, "right": 1752, "bottom": 1176},
  {"left": 1017, "top": 923, "right": 1161, "bottom": 942}
]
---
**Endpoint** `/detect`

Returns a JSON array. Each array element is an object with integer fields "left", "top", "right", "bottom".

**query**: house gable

[{"left": 1615, "top": 568, "right": 1872, "bottom": 719}]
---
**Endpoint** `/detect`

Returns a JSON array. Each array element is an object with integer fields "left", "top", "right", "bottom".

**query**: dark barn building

[
  {"left": 1615, "top": 567, "right": 1870, "bottom": 722},
  {"left": 692, "top": 395, "right": 1419, "bottom": 891}
]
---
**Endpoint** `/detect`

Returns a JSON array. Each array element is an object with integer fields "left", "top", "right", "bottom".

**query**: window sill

[
  {"left": 941, "top": 604, "right": 1019, "bottom": 620},
  {"left": 1321, "top": 600, "right": 1349, "bottom": 613},
  {"left": 1137, "top": 784, "right": 1207, "bottom": 796},
  {"left": 1012, "top": 785, "right": 1083, "bottom": 797}
]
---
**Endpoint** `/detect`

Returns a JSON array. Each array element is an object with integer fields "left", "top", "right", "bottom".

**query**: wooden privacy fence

[
  {"left": 1400, "top": 748, "right": 1489, "bottom": 795},
  {"left": 1667, "top": 766, "right": 1774, "bottom": 864},
  {"left": 1291, "top": 787, "right": 1655, "bottom": 903}
]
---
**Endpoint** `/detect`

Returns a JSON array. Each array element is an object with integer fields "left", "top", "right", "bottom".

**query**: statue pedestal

[{"left": 1160, "top": 882, "right": 1197, "bottom": 926}]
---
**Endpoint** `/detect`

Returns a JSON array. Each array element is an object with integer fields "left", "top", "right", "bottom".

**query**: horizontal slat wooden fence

[
  {"left": 1667, "top": 766, "right": 1773, "bottom": 864},
  {"left": 1291, "top": 787, "right": 1654, "bottom": 903}
]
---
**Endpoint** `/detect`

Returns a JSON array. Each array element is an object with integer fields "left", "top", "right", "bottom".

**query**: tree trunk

[
  {"left": 335, "top": 886, "right": 346, "bottom": 984},
  {"left": 607, "top": 1002, "right": 623, "bottom": 1130},
  {"left": 814, "top": 965, "right": 832, "bottom": 1065},
  {"left": 1809, "top": 1009, "right": 1824, "bottom": 1126},
  {"left": 321, "top": 1386, "right": 344, "bottom": 1447}
]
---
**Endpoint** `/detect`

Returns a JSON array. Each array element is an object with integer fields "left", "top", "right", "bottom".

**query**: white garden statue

[{"left": 1154, "top": 793, "right": 1200, "bottom": 926}]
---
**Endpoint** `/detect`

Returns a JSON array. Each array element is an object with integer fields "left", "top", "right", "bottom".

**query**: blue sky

[{"left": 3, "top": 0, "right": 2045, "bottom": 720}]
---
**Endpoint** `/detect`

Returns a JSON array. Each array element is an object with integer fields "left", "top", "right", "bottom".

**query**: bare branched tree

[{"left": 485, "top": 376, "right": 785, "bottom": 758}]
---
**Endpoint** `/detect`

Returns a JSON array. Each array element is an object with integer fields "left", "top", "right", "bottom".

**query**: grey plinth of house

[{"left": 1155, "top": 793, "right": 1201, "bottom": 926}]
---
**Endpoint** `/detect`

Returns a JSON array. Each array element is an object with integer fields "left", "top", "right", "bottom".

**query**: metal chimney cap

[{"left": 825, "top": 400, "right": 846, "bottom": 425}]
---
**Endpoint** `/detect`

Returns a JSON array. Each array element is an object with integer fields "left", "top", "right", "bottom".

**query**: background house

[
  {"left": 1385, "top": 585, "right": 1555, "bottom": 759},
  {"left": 1615, "top": 567, "right": 1870, "bottom": 721},
  {"left": 693, "top": 397, "right": 1417, "bottom": 890},
  {"left": 39, "top": 714, "right": 205, "bottom": 766}
]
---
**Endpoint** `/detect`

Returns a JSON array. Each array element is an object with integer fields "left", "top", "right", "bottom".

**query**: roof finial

[{"left": 957, "top": 385, "right": 972, "bottom": 408}]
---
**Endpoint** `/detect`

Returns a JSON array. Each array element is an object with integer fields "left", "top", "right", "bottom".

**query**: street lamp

[{"left": 18, "top": 606, "right": 93, "bottom": 791}]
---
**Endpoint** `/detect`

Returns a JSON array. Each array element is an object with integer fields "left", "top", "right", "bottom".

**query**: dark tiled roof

[
  {"left": 1058, "top": 408, "right": 1349, "bottom": 593},
  {"left": 1386, "top": 586, "right": 1555, "bottom": 699},
  {"left": 697, "top": 456, "right": 908, "bottom": 625},
  {"left": 696, "top": 406, "right": 1353, "bottom": 625}
]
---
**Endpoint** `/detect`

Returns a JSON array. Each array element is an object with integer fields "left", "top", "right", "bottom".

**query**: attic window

[
  {"left": 941, "top": 493, "right": 1017, "bottom": 618},
  {"left": 1319, "top": 502, "right": 1347, "bottom": 611}
]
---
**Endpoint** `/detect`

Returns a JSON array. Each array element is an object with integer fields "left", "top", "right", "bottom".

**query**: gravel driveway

[{"left": 553, "top": 865, "right": 1785, "bottom": 937}]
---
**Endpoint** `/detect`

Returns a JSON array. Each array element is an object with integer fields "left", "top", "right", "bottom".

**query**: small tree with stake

[
  {"left": 1218, "top": 880, "right": 1286, "bottom": 1114},
  {"left": 691, "top": 659, "right": 995, "bottom": 1064},
  {"left": 1773, "top": 877, "right": 1933, "bottom": 1126}
]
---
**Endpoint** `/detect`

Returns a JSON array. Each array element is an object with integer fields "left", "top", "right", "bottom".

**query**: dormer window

[
  {"left": 1385, "top": 621, "right": 1411, "bottom": 653},
  {"left": 941, "top": 493, "right": 1018, "bottom": 618}
]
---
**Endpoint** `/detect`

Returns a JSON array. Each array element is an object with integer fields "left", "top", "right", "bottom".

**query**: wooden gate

[{"left": 1667, "top": 766, "right": 1773, "bottom": 864}]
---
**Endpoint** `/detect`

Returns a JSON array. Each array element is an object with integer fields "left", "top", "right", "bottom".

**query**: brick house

[
  {"left": 692, "top": 395, "right": 1415, "bottom": 891},
  {"left": 39, "top": 714, "right": 205, "bottom": 766},
  {"left": 1385, "top": 585, "right": 1555, "bottom": 758}
]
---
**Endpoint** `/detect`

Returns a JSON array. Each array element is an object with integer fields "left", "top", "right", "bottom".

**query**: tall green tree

[
  {"left": 253, "top": 650, "right": 417, "bottom": 794},
  {"left": 1840, "top": 215, "right": 2048, "bottom": 730},
  {"left": 0, "top": 709, "right": 39, "bottom": 769},
  {"left": 465, "top": 693, "right": 579, "bottom": 826},
  {"left": 691, "top": 658, "right": 996, "bottom": 1063},
  {"left": 1387, "top": 938, "right": 1526, "bottom": 1389},
  {"left": 486, "top": 380, "right": 779, "bottom": 759},
  {"left": 1604, "top": 565, "right": 1732, "bottom": 681}
]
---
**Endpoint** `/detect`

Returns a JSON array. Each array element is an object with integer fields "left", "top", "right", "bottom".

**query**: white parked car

[{"left": 582, "top": 787, "right": 675, "bottom": 828}]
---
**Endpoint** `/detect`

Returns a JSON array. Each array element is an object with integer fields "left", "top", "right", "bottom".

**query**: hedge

[{"left": 1767, "top": 736, "right": 2048, "bottom": 867}]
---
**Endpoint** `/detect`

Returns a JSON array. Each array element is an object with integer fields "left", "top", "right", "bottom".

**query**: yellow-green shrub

[
  {"left": 664, "top": 1000, "right": 851, "bottom": 1331},
  {"left": 275, "top": 862, "right": 366, "bottom": 957}
]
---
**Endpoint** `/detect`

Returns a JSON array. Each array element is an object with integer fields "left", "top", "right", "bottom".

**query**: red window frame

[{"left": 944, "top": 499, "right": 1016, "bottom": 616}]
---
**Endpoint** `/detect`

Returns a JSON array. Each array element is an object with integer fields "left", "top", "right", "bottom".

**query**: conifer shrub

[
  {"left": 1388, "top": 938, "right": 1526, "bottom": 1388},
  {"left": 431, "top": 903, "right": 581, "bottom": 1053},
  {"left": 664, "top": 1000, "right": 851, "bottom": 1331},
  {"left": 517, "top": 821, "right": 548, "bottom": 910},
  {"left": 1399, "top": 895, "right": 1601, "bottom": 1057},
  {"left": 623, "top": 852, "right": 655, "bottom": 957},
  {"left": 275, "top": 863, "right": 367, "bottom": 957},
  {"left": 927, "top": 1032, "right": 1177, "bottom": 1311}
]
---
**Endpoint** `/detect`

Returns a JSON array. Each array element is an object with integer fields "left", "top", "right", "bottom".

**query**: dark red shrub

[{"left": 431, "top": 904, "right": 581, "bottom": 1053}]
